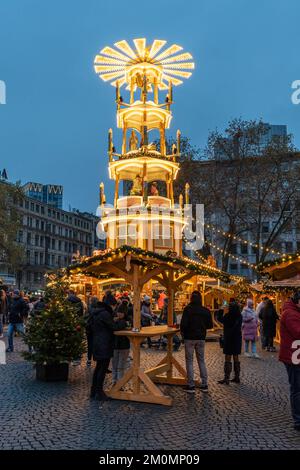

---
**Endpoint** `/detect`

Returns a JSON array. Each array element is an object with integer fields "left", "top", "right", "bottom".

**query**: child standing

[
  {"left": 242, "top": 299, "right": 259, "bottom": 358},
  {"left": 112, "top": 307, "right": 131, "bottom": 385}
]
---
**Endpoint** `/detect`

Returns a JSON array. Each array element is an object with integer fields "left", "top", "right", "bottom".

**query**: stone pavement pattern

[{"left": 0, "top": 335, "right": 300, "bottom": 450}]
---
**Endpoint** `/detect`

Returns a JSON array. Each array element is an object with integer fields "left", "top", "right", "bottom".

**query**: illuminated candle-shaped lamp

[
  {"left": 99, "top": 182, "right": 106, "bottom": 206},
  {"left": 177, "top": 129, "right": 181, "bottom": 155},
  {"left": 185, "top": 182, "right": 190, "bottom": 205}
]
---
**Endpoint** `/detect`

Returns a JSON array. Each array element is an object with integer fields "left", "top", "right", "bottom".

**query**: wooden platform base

[{"left": 107, "top": 327, "right": 188, "bottom": 406}]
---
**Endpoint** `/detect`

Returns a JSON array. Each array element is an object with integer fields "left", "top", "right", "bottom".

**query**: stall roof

[{"left": 66, "top": 245, "right": 235, "bottom": 284}]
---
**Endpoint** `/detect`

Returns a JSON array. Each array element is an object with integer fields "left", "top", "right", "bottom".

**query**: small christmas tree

[{"left": 23, "top": 273, "right": 86, "bottom": 365}]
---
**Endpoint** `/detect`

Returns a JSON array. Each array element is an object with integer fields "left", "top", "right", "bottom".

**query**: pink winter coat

[{"left": 242, "top": 307, "right": 258, "bottom": 341}]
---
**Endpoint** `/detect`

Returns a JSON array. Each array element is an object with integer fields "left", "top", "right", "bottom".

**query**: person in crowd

[
  {"left": 0, "top": 289, "right": 8, "bottom": 338},
  {"left": 217, "top": 301, "right": 242, "bottom": 385},
  {"left": 85, "top": 296, "right": 98, "bottom": 367},
  {"left": 6, "top": 290, "right": 29, "bottom": 352},
  {"left": 32, "top": 296, "right": 46, "bottom": 316},
  {"left": 103, "top": 289, "right": 117, "bottom": 310},
  {"left": 160, "top": 297, "right": 168, "bottom": 325},
  {"left": 112, "top": 308, "right": 131, "bottom": 385},
  {"left": 67, "top": 289, "right": 84, "bottom": 316},
  {"left": 180, "top": 291, "right": 213, "bottom": 393},
  {"left": 242, "top": 299, "right": 259, "bottom": 358},
  {"left": 256, "top": 296, "right": 269, "bottom": 349},
  {"left": 259, "top": 299, "right": 279, "bottom": 352},
  {"left": 157, "top": 291, "right": 167, "bottom": 310},
  {"left": 141, "top": 295, "right": 154, "bottom": 348},
  {"left": 279, "top": 291, "right": 300, "bottom": 431},
  {"left": 88, "top": 300, "right": 121, "bottom": 401}
]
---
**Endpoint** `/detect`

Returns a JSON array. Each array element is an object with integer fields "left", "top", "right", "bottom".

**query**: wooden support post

[
  {"left": 133, "top": 264, "right": 141, "bottom": 330},
  {"left": 170, "top": 170, "right": 174, "bottom": 206},
  {"left": 114, "top": 174, "right": 119, "bottom": 207},
  {"left": 130, "top": 78, "right": 134, "bottom": 104},
  {"left": 122, "top": 124, "right": 127, "bottom": 154}
]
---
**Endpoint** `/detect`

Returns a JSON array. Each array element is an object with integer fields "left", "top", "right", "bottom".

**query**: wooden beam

[{"left": 139, "top": 266, "right": 165, "bottom": 286}]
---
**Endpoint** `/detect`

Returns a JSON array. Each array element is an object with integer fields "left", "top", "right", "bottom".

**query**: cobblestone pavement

[{"left": 0, "top": 334, "right": 300, "bottom": 450}]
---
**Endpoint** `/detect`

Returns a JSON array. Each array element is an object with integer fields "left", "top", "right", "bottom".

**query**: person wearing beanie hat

[
  {"left": 242, "top": 299, "right": 259, "bottom": 359},
  {"left": 141, "top": 295, "right": 154, "bottom": 348}
]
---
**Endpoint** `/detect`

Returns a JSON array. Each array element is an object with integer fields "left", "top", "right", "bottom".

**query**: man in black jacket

[
  {"left": 6, "top": 290, "right": 29, "bottom": 352},
  {"left": 180, "top": 291, "right": 213, "bottom": 393}
]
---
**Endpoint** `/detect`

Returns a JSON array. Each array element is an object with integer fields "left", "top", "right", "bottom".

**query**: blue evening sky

[{"left": 0, "top": 0, "right": 299, "bottom": 212}]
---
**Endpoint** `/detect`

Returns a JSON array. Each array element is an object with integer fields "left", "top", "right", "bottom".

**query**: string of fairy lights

[
  {"left": 185, "top": 217, "right": 296, "bottom": 271},
  {"left": 204, "top": 223, "right": 284, "bottom": 256},
  {"left": 204, "top": 239, "right": 256, "bottom": 269}
]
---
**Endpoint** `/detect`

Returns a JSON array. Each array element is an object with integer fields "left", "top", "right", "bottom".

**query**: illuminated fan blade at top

[
  {"left": 94, "top": 38, "right": 194, "bottom": 88},
  {"left": 154, "top": 44, "right": 183, "bottom": 62},
  {"left": 114, "top": 40, "right": 137, "bottom": 60},
  {"left": 133, "top": 38, "right": 146, "bottom": 58},
  {"left": 148, "top": 39, "right": 167, "bottom": 59}
]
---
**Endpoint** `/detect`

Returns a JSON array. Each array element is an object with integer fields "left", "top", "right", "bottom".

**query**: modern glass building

[{"left": 23, "top": 182, "right": 63, "bottom": 209}]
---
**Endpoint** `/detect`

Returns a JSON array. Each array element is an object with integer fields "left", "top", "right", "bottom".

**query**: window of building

[
  {"left": 34, "top": 252, "right": 38, "bottom": 265},
  {"left": 17, "top": 230, "right": 23, "bottom": 243},
  {"left": 25, "top": 200, "right": 29, "bottom": 209},
  {"left": 58, "top": 240, "right": 62, "bottom": 251},
  {"left": 30, "top": 202, "right": 34, "bottom": 211},
  {"left": 41, "top": 206, "right": 45, "bottom": 215},
  {"left": 40, "top": 236, "right": 44, "bottom": 247},
  {"left": 58, "top": 255, "right": 61, "bottom": 267},
  {"left": 285, "top": 242, "right": 293, "bottom": 253},
  {"left": 230, "top": 263, "right": 238, "bottom": 271},
  {"left": 52, "top": 239, "right": 55, "bottom": 250},
  {"left": 240, "top": 243, "right": 248, "bottom": 255},
  {"left": 26, "top": 250, "right": 31, "bottom": 264},
  {"left": 230, "top": 244, "right": 237, "bottom": 254},
  {"left": 51, "top": 255, "right": 55, "bottom": 266},
  {"left": 39, "top": 252, "right": 44, "bottom": 265},
  {"left": 26, "top": 271, "right": 31, "bottom": 282},
  {"left": 41, "top": 221, "right": 45, "bottom": 231},
  {"left": 36, "top": 219, "right": 40, "bottom": 230},
  {"left": 35, "top": 205, "right": 40, "bottom": 213},
  {"left": 27, "top": 232, "right": 31, "bottom": 244},
  {"left": 251, "top": 246, "right": 258, "bottom": 255},
  {"left": 35, "top": 234, "right": 39, "bottom": 246}
]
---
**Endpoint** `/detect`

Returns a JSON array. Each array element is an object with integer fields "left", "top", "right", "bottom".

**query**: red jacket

[{"left": 279, "top": 300, "right": 300, "bottom": 364}]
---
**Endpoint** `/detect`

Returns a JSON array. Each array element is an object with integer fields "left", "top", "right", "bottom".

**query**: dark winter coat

[
  {"left": 217, "top": 305, "right": 242, "bottom": 355},
  {"left": 89, "top": 303, "right": 116, "bottom": 360},
  {"left": 67, "top": 294, "right": 83, "bottom": 316},
  {"left": 32, "top": 300, "right": 46, "bottom": 315},
  {"left": 279, "top": 300, "right": 300, "bottom": 364},
  {"left": 259, "top": 302, "right": 279, "bottom": 338},
  {"left": 180, "top": 300, "right": 213, "bottom": 340},
  {"left": 114, "top": 318, "right": 130, "bottom": 350},
  {"left": 8, "top": 297, "right": 29, "bottom": 324}
]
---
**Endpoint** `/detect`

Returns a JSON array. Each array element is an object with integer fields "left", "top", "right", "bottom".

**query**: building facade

[
  {"left": 0, "top": 180, "right": 104, "bottom": 291},
  {"left": 23, "top": 182, "right": 63, "bottom": 209}
]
